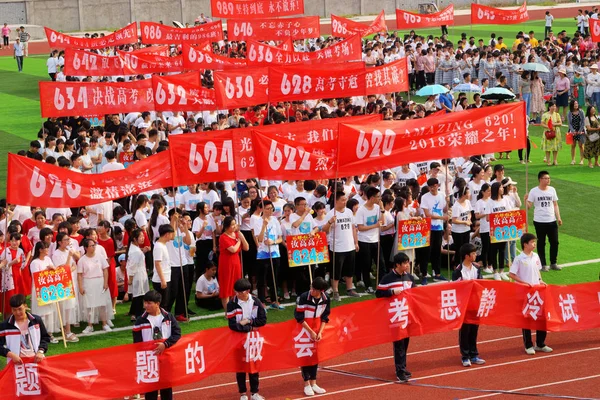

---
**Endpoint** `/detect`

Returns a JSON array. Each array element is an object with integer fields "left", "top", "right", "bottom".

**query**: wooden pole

[{"left": 55, "top": 303, "right": 67, "bottom": 349}]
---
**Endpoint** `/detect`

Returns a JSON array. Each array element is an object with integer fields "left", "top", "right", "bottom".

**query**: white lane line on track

[
  {"left": 173, "top": 334, "right": 524, "bottom": 395},
  {"left": 459, "top": 374, "right": 600, "bottom": 400},
  {"left": 290, "top": 347, "right": 600, "bottom": 400}
]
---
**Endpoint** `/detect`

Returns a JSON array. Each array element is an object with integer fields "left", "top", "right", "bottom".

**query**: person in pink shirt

[{"left": 1, "top": 23, "right": 11, "bottom": 49}]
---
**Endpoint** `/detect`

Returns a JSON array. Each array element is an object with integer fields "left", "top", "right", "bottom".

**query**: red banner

[
  {"left": 471, "top": 2, "right": 529, "bottom": 25},
  {"left": 365, "top": 58, "right": 409, "bottom": 94},
  {"left": 39, "top": 80, "right": 154, "bottom": 118},
  {"left": 132, "top": 45, "right": 171, "bottom": 56},
  {"left": 182, "top": 44, "right": 248, "bottom": 71},
  {"left": 62, "top": 49, "right": 124, "bottom": 76},
  {"left": 337, "top": 102, "right": 527, "bottom": 176},
  {"left": 45, "top": 23, "right": 137, "bottom": 49},
  {"left": 117, "top": 51, "right": 184, "bottom": 75},
  {"left": 152, "top": 73, "right": 217, "bottom": 112},
  {"left": 286, "top": 232, "right": 330, "bottom": 267},
  {"left": 396, "top": 4, "right": 454, "bottom": 29},
  {"left": 0, "top": 280, "right": 598, "bottom": 400},
  {"left": 331, "top": 10, "right": 387, "bottom": 38},
  {"left": 591, "top": 18, "right": 600, "bottom": 42},
  {"left": 279, "top": 37, "right": 294, "bottom": 51},
  {"left": 211, "top": 0, "right": 304, "bottom": 18},
  {"left": 490, "top": 210, "right": 527, "bottom": 244},
  {"left": 140, "top": 21, "right": 223, "bottom": 44},
  {"left": 246, "top": 35, "right": 363, "bottom": 66},
  {"left": 268, "top": 62, "right": 366, "bottom": 102},
  {"left": 397, "top": 218, "right": 431, "bottom": 251},
  {"left": 6, "top": 152, "right": 173, "bottom": 208},
  {"left": 213, "top": 67, "right": 269, "bottom": 109},
  {"left": 227, "top": 16, "right": 320, "bottom": 41}
]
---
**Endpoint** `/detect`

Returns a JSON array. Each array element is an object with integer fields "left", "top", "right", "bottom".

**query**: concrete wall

[{"left": 0, "top": 0, "right": 572, "bottom": 32}]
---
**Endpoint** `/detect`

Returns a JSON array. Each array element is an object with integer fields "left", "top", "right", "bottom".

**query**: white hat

[
  {"left": 592, "top": 64, "right": 599, "bottom": 69},
  {"left": 502, "top": 177, "right": 518, "bottom": 187},
  {"left": 453, "top": 78, "right": 460, "bottom": 84},
  {"left": 558, "top": 67, "right": 567, "bottom": 74}
]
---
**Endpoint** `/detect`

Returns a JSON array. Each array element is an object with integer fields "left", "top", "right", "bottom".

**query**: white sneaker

[
  {"left": 251, "top": 394, "right": 265, "bottom": 400},
  {"left": 525, "top": 347, "right": 536, "bottom": 355},
  {"left": 304, "top": 385, "right": 315, "bottom": 396},
  {"left": 325, "top": 288, "right": 333, "bottom": 295},
  {"left": 534, "top": 345, "right": 553, "bottom": 353},
  {"left": 500, "top": 272, "right": 510, "bottom": 281},
  {"left": 493, "top": 272, "right": 501, "bottom": 281},
  {"left": 107, "top": 320, "right": 114, "bottom": 328},
  {"left": 283, "top": 292, "right": 291, "bottom": 300},
  {"left": 102, "top": 324, "right": 112, "bottom": 332},
  {"left": 366, "top": 287, "right": 375, "bottom": 294},
  {"left": 311, "top": 384, "right": 326, "bottom": 394},
  {"left": 425, "top": 273, "right": 432, "bottom": 278},
  {"left": 324, "top": 273, "right": 330, "bottom": 282},
  {"left": 82, "top": 326, "right": 94, "bottom": 334},
  {"left": 240, "top": 395, "right": 248, "bottom": 400},
  {"left": 356, "top": 280, "right": 365, "bottom": 288},
  {"left": 483, "top": 267, "right": 494, "bottom": 274},
  {"left": 369, "top": 273, "right": 376, "bottom": 280},
  {"left": 252, "top": 289, "right": 258, "bottom": 296}
]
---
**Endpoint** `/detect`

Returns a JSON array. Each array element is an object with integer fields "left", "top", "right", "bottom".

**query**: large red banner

[
  {"left": 39, "top": 80, "right": 154, "bottom": 118},
  {"left": 331, "top": 10, "right": 387, "bottom": 38},
  {"left": 182, "top": 44, "right": 248, "bottom": 71},
  {"left": 62, "top": 49, "right": 124, "bottom": 76},
  {"left": 337, "top": 102, "right": 527, "bottom": 176},
  {"left": 365, "top": 58, "right": 409, "bottom": 94},
  {"left": 6, "top": 152, "right": 173, "bottom": 208},
  {"left": 151, "top": 73, "right": 217, "bottom": 112},
  {"left": 132, "top": 45, "right": 171, "bottom": 56},
  {"left": 213, "top": 67, "right": 269, "bottom": 109},
  {"left": 268, "top": 62, "right": 366, "bottom": 102},
  {"left": 396, "top": 4, "right": 454, "bottom": 29},
  {"left": 45, "top": 23, "right": 137, "bottom": 49},
  {"left": 0, "top": 280, "right": 598, "bottom": 400},
  {"left": 140, "top": 21, "right": 223, "bottom": 44},
  {"left": 471, "top": 2, "right": 529, "bottom": 25},
  {"left": 211, "top": 0, "right": 304, "bottom": 18},
  {"left": 246, "top": 35, "right": 363, "bottom": 66},
  {"left": 591, "top": 18, "right": 600, "bottom": 42},
  {"left": 117, "top": 51, "right": 184, "bottom": 75},
  {"left": 227, "top": 16, "right": 320, "bottom": 41}
]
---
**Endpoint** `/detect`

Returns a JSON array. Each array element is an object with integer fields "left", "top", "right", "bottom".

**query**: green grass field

[{"left": 0, "top": 17, "right": 598, "bottom": 361}]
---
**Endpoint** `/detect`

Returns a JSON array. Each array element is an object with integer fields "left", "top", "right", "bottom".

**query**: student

[
  {"left": 133, "top": 290, "right": 181, "bottom": 400},
  {"left": 452, "top": 243, "right": 486, "bottom": 367},
  {"left": 355, "top": 186, "right": 386, "bottom": 292},
  {"left": 420, "top": 178, "right": 449, "bottom": 284},
  {"left": 451, "top": 186, "right": 473, "bottom": 267},
  {"left": 152, "top": 224, "right": 175, "bottom": 309},
  {"left": 294, "top": 276, "right": 330, "bottom": 396},
  {"left": 375, "top": 252, "right": 415, "bottom": 382},
  {"left": 227, "top": 278, "right": 267, "bottom": 400},
  {"left": 509, "top": 233, "right": 553, "bottom": 355},
  {"left": 525, "top": 171, "right": 562, "bottom": 271},
  {"left": 195, "top": 261, "right": 222, "bottom": 310}
]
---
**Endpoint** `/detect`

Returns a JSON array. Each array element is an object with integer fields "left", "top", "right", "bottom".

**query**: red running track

[{"left": 165, "top": 326, "right": 600, "bottom": 400}]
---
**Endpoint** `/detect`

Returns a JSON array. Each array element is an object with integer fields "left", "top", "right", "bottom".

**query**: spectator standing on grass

[
  {"left": 525, "top": 171, "right": 562, "bottom": 272},
  {"left": 541, "top": 102, "right": 563, "bottom": 166},
  {"left": 567, "top": 100, "right": 586, "bottom": 166},
  {"left": 509, "top": 233, "right": 553, "bottom": 356},
  {"left": 46, "top": 50, "right": 59, "bottom": 81},
  {"left": 13, "top": 38, "right": 23, "bottom": 72},
  {"left": 583, "top": 106, "right": 600, "bottom": 167},
  {"left": 545, "top": 11, "right": 554, "bottom": 38}
]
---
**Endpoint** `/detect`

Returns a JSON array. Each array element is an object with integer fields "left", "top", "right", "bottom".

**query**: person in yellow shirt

[
  {"left": 495, "top": 37, "right": 508, "bottom": 50},
  {"left": 529, "top": 31, "right": 539, "bottom": 47},
  {"left": 512, "top": 34, "right": 524, "bottom": 51}
]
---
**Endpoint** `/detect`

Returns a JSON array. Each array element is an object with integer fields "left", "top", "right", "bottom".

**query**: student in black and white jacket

[
  {"left": 132, "top": 290, "right": 181, "bottom": 400},
  {"left": 294, "top": 277, "right": 331, "bottom": 397},
  {"left": 0, "top": 294, "right": 51, "bottom": 365},
  {"left": 227, "top": 278, "right": 267, "bottom": 400},
  {"left": 452, "top": 243, "right": 486, "bottom": 368},
  {"left": 376, "top": 252, "right": 415, "bottom": 382}
]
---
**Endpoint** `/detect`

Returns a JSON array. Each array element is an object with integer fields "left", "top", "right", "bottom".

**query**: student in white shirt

[
  {"left": 509, "top": 233, "right": 552, "bottom": 355},
  {"left": 101, "top": 150, "right": 125, "bottom": 172},
  {"left": 451, "top": 186, "right": 473, "bottom": 267},
  {"left": 474, "top": 184, "right": 493, "bottom": 274},
  {"left": 525, "top": 171, "right": 562, "bottom": 271},
  {"left": 355, "top": 187, "right": 386, "bottom": 293},
  {"left": 182, "top": 184, "right": 203, "bottom": 217},
  {"left": 488, "top": 183, "right": 510, "bottom": 281},
  {"left": 152, "top": 224, "right": 175, "bottom": 309},
  {"left": 195, "top": 261, "right": 221, "bottom": 310},
  {"left": 420, "top": 178, "right": 449, "bottom": 284},
  {"left": 452, "top": 243, "right": 485, "bottom": 367}
]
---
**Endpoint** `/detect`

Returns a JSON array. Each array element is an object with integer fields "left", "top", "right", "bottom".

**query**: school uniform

[
  {"left": 294, "top": 291, "right": 331, "bottom": 381},
  {"left": 376, "top": 269, "right": 415, "bottom": 380},
  {"left": 227, "top": 295, "right": 267, "bottom": 396},
  {"left": 452, "top": 263, "right": 483, "bottom": 362},
  {"left": 0, "top": 312, "right": 51, "bottom": 360}
]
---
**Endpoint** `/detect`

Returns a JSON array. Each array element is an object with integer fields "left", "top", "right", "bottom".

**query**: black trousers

[
  {"left": 241, "top": 230, "right": 257, "bottom": 278},
  {"left": 195, "top": 296, "right": 222, "bottom": 310},
  {"left": 451, "top": 231, "right": 471, "bottom": 267},
  {"left": 152, "top": 280, "right": 171, "bottom": 310},
  {"left": 518, "top": 137, "right": 532, "bottom": 161},
  {"left": 533, "top": 221, "right": 559, "bottom": 266},
  {"left": 145, "top": 388, "right": 172, "bottom": 400},
  {"left": 236, "top": 372, "right": 259, "bottom": 394},
  {"left": 257, "top": 258, "right": 280, "bottom": 303},
  {"left": 129, "top": 295, "right": 144, "bottom": 318},
  {"left": 357, "top": 241, "right": 386, "bottom": 287},
  {"left": 301, "top": 365, "right": 318, "bottom": 381},
  {"left": 480, "top": 232, "right": 490, "bottom": 268},
  {"left": 393, "top": 338, "right": 410, "bottom": 377},
  {"left": 416, "top": 70, "right": 426, "bottom": 90},
  {"left": 459, "top": 323, "right": 480, "bottom": 359},
  {"left": 183, "top": 263, "right": 194, "bottom": 313},
  {"left": 489, "top": 242, "right": 506, "bottom": 271},
  {"left": 167, "top": 266, "right": 186, "bottom": 316},
  {"left": 441, "top": 25, "right": 448, "bottom": 35},
  {"left": 426, "top": 72, "right": 435, "bottom": 85},
  {"left": 380, "top": 234, "right": 394, "bottom": 271},
  {"left": 195, "top": 239, "right": 213, "bottom": 281},
  {"left": 3, "top": 36, "right": 9, "bottom": 46},
  {"left": 522, "top": 329, "right": 547, "bottom": 349},
  {"left": 545, "top": 26, "right": 551, "bottom": 38},
  {"left": 422, "top": 230, "right": 443, "bottom": 275}
]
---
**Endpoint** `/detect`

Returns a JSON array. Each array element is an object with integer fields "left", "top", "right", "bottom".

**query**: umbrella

[
  {"left": 173, "top": 21, "right": 185, "bottom": 28},
  {"left": 452, "top": 83, "right": 482, "bottom": 93},
  {"left": 481, "top": 87, "right": 516, "bottom": 101},
  {"left": 522, "top": 63, "right": 550, "bottom": 73},
  {"left": 416, "top": 84, "right": 449, "bottom": 96}
]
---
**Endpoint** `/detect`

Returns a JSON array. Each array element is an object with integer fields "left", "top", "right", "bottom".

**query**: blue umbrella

[
  {"left": 416, "top": 84, "right": 449, "bottom": 96},
  {"left": 522, "top": 63, "right": 550, "bottom": 73},
  {"left": 452, "top": 83, "right": 482, "bottom": 93}
]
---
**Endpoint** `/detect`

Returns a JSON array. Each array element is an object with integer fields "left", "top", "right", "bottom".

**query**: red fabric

[
  {"left": 152, "top": 72, "right": 217, "bottom": 112},
  {"left": 63, "top": 49, "right": 124, "bottom": 76},
  {"left": 365, "top": 58, "right": 410, "bottom": 94},
  {"left": 182, "top": 44, "right": 248, "bottom": 71},
  {"left": 227, "top": 16, "right": 320, "bottom": 41},
  {"left": 396, "top": 5, "right": 454, "bottom": 29},
  {"left": 21, "top": 219, "right": 35, "bottom": 236},
  {"left": 471, "top": 2, "right": 529, "bottom": 25},
  {"left": 331, "top": 11, "right": 387, "bottom": 38},
  {"left": 140, "top": 21, "right": 223, "bottom": 44},
  {"left": 218, "top": 234, "right": 242, "bottom": 298},
  {"left": 97, "top": 237, "right": 117, "bottom": 298},
  {"left": 117, "top": 51, "right": 184, "bottom": 75},
  {"left": 213, "top": 67, "right": 269, "bottom": 109},
  {"left": 45, "top": 23, "right": 137, "bottom": 49},
  {"left": 210, "top": 0, "right": 305, "bottom": 18},
  {"left": 591, "top": 19, "right": 600, "bottom": 43}
]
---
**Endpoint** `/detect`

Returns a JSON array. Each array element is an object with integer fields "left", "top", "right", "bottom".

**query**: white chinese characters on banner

[
  {"left": 136, "top": 350, "right": 159, "bottom": 383},
  {"left": 522, "top": 291, "right": 544, "bottom": 321},
  {"left": 440, "top": 289, "right": 461, "bottom": 321},
  {"left": 388, "top": 297, "right": 409, "bottom": 328},
  {"left": 476, "top": 288, "right": 497, "bottom": 318},
  {"left": 294, "top": 327, "right": 316, "bottom": 358},
  {"left": 185, "top": 342, "right": 206, "bottom": 375},
  {"left": 244, "top": 331, "right": 264, "bottom": 363},
  {"left": 558, "top": 294, "right": 580, "bottom": 323},
  {"left": 15, "top": 363, "right": 41, "bottom": 396}
]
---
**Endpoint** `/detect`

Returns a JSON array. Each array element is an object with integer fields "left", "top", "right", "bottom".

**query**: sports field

[{"left": 0, "top": 15, "right": 599, "bottom": 363}]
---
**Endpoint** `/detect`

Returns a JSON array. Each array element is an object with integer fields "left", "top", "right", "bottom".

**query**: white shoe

[
  {"left": 325, "top": 288, "right": 333, "bottom": 295},
  {"left": 304, "top": 385, "right": 315, "bottom": 396},
  {"left": 425, "top": 273, "right": 432, "bottom": 278},
  {"left": 525, "top": 347, "right": 536, "bottom": 355},
  {"left": 369, "top": 273, "right": 376, "bottom": 280},
  {"left": 82, "top": 326, "right": 94, "bottom": 334},
  {"left": 493, "top": 272, "right": 501, "bottom": 281},
  {"left": 311, "top": 384, "right": 326, "bottom": 394},
  {"left": 324, "top": 273, "right": 330, "bottom": 282},
  {"left": 252, "top": 289, "right": 258, "bottom": 296},
  {"left": 283, "top": 292, "right": 291, "bottom": 300},
  {"left": 251, "top": 394, "right": 265, "bottom": 400},
  {"left": 356, "top": 280, "right": 365, "bottom": 288},
  {"left": 483, "top": 267, "right": 494, "bottom": 274},
  {"left": 240, "top": 395, "right": 248, "bottom": 400},
  {"left": 500, "top": 272, "right": 510, "bottom": 281},
  {"left": 107, "top": 320, "right": 114, "bottom": 328},
  {"left": 102, "top": 324, "right": 112, "bottom": 332},
  {"left": 534, "top": 345, "right": 553, "bottom": 353}
]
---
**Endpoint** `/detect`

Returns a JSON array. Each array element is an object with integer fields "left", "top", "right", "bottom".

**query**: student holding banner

[
  {"left": 51, "top": 233, "right": 80, "bottom": 342},
  {"left": 30, "top": 242, "right": 60, "bottom": 343}
]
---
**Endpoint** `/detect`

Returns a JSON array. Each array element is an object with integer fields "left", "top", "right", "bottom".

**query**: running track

[{"left": 166, "top": 326, "right": 600, "bottom": 399}]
